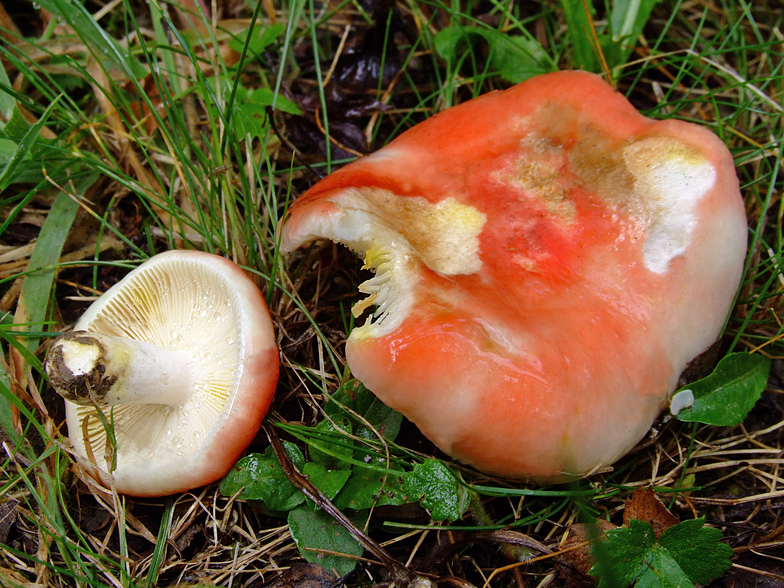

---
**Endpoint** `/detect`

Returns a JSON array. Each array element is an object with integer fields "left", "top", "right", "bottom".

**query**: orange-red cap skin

[{"left": 283, "top": 71, "right": 747, "bottom": 480}]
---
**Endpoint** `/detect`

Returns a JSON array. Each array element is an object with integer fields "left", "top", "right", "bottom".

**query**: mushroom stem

[{"left": 46, "top": 331, "right": 194, "bottom": 408}]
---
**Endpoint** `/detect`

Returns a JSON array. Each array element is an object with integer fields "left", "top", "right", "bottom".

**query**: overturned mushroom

[
  {"left": 46, "top": 250, "right": 279, "bottom": 496},
  {"left": 281, "top": 71, "right": 747, "bottom": 482}
]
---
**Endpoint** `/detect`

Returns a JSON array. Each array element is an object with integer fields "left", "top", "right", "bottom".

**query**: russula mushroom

[
  {"left": 45, "top": 250, "right": 279, "bottom": 496},
  {"left": 280, "top": 71, "right": 747, "bottom": 482}
]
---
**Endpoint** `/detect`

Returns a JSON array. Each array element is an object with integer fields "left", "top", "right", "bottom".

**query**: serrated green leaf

[
  {"left": 592, "top": 518, "right": 732, "bottom": 588},
  {"left": 219, "top": 443, "right": 306, "bottom": 512},
  {"left": 675, "top": 352, "right": 770, "bottom": 426},
  {"left": 593, "top": 520, "right": 655, "bottom": 587},
  {"left": 288, "top": 506, "right": 364, "bottom": 576},
  {"left": 635, "top": 549, "right": 693, "bottom": 588},
  {"left": 402, "top": 459, "right": 468, "bottom": 522},
  {"left": 302, "top": 462, "right": 352, "bottom": 501},
  {"left": 434, "top": 26, "right": 555, "bottom": 83},
  {"left": 659, "top": 518, "right": 733, "bottom": 585}
]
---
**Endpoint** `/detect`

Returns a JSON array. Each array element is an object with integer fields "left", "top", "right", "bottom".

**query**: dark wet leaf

[
  {"left": 288, "top": 505, "right": 365, "bottom": 576},
  {"left": 333, "top": 460, "right": 409, "bottom": 510},
  {"left": 402, "top": 459, "right": 469, "bottom": 522},
  {"left": 303, "top": 462, "right": 352, "bottom": 500},
  {"left": 334, "top": 17, "right": 400, "bottom": 94},
  {"left": 219, "top": 443, "right": 306, "bottom": 511},
  {"left": 308, "top": 416, "right": 354, "bottom": 470}
]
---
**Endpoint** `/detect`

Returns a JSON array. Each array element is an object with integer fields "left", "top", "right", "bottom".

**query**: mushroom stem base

[{"left": 46, "top": 332, "right": 194, "bottom": 407}]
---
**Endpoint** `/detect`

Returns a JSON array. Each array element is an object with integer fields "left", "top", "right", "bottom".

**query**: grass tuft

[{"left": 0, "top": 0, "right": 783, "bottom": 586}]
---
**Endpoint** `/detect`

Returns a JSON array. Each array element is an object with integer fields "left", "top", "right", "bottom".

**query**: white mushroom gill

[{"left": 68, "top": 258, "right": 243, "bottom": 461}]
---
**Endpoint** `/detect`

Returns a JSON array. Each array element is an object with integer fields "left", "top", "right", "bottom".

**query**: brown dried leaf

[
  {"left": 558, "top": 519, "right": 616, "bottom": 578},
  {"left": 624, "top": 487, "right": 679, "bottom": 537},
  {"left": 267, "top": 562, "right": 338, "bottom": 587}
]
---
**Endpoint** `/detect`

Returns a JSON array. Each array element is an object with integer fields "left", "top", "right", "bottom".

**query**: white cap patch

[{"left": 624, "top": 137, "right": 716, "bottom": 274}]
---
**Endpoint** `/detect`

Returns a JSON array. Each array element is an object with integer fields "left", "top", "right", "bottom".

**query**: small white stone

[{"left": 670, "top": 389, "right": 695, "bottom": 415}]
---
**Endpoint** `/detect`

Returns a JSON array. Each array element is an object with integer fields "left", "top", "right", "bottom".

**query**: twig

[{"left": 265, "top": 425, "right": 432, "bottom": 588}]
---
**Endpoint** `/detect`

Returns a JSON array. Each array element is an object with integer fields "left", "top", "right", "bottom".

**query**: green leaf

[
  {"left": 206, "top": 79, "right": 301, "bottom": 143},
  {"left": 287, "top": 505, "right": 364, "bottom": 576},
  {"left": 674, "top": 352, "right": 770, "bottom": 426},
  {"left": 635, "top": 550, "right": 693, "bottom": 588},
  {"left": 325, "top": 383, "right": 402, "bottom": 443},
  {"left": 219, "top": 443, "right": 306, "bottom": 512},
  {"left": 1, "top": 105, "right": 33, "bottom": 138},
  {"left": 249, "top": 88, "right": 301, "bottom": 115},
  {"left": 333, "top": 460, "right": 409, "bottom": 511},
  {"left": 591, "top": 518, "right": 732, "bottom": 588},
  {"left": 610, "top": 0, "right": 658, "bottom": 52},
  {"left": 560, "top": 0, "right": 601, "bottom": 71},
  {"left": 434, "top": 26, "right": 556, "bottom": 83},
  {"left": 593, "top": 520, "right": 655, "bottom": 587},
  {"left": 302, "top": 462, "right": 352, "bottom": 501},
  {"left": 309, "top": 416, "right": 354, "bottom": 470},
  {"left": 402, "top": 459, "right": 469, "bottom": 522},
  {"left": 354, "top": 396, "right": 403, "bottom": 443},
  {"left": 658, "top": 518, "right": 733, "bottom": 585},
  {"left": 229, "top": 23, "right": 286, "bottom": 55}
]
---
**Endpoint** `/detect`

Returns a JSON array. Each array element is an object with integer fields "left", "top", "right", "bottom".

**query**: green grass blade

[
  {"left": 34, "top": 0, "right": 146, "bottom": 79},
  {"left": 15, "top": 174, "right": 95, "bottom": 353},
  {"left": 0, "top": 96, "right": 62, "bottom": 191}
]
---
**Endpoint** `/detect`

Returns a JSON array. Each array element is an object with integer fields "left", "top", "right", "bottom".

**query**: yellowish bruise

[
  {"left": 355, "top": 191, "right": 487, "bottom": 275},
  {"left": 362, "top": 247, "right": 388, "bottom": 270}
]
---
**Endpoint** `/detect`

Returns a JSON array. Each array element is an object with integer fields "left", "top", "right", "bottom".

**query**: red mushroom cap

[{"left": 281, "top": 71, "right": 747, "bottom": 481}]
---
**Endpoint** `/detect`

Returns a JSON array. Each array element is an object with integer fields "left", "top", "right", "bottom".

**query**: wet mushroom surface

[
  {"left": 45, "top": 250, "right": 280, "bottom": 497},
  {"left": 281, "top": 70, "right": 748, "bottom": 482}
]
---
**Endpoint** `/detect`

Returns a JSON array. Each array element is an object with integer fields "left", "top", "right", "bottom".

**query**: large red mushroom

[{"left": 281, "top": 71, "right": 747, "bottom": 482}]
